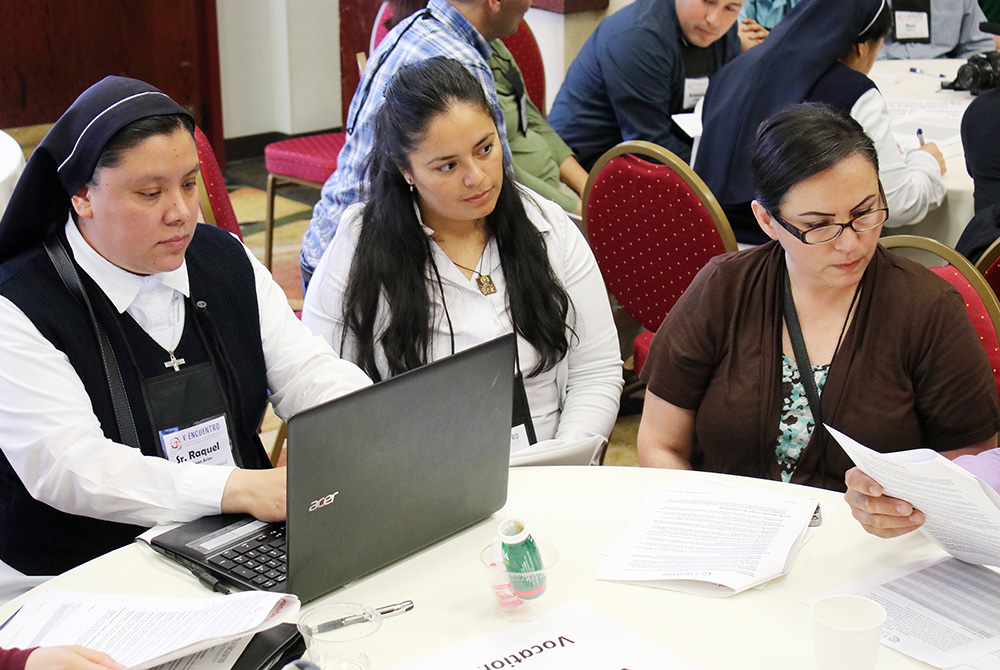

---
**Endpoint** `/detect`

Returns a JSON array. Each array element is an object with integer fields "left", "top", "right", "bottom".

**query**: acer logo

[{"left": 308, "top": 491, "right": 340, "bottom": 512}]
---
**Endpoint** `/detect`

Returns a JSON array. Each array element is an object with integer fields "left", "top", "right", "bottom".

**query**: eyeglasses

[{"left": 770, "top": 185, "right": 889, "bottom": 245}]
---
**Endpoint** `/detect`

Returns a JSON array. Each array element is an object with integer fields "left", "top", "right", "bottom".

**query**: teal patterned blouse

[{"left": 775, "top": 354, "right": 830, "bottom": 482}]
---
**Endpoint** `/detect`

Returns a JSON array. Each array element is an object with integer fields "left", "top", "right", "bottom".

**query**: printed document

[
  {"left": 386, "top": 598, "right": 699, "bottom": 670},
  {"left": 0, "top": 590, "right": 297, "bottom": 670},
  {"left": 597, "top": 480, "right": 817, "bottom": 596},
  {"left": 828, "top": 425, "right": 1000, "bottom": 566},
  {"left": 808, "top": 557, "right": 1000, "bottom": 668}
]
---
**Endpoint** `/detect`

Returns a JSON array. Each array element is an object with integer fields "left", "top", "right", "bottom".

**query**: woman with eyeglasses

[{"left": 637, "top": 103, "right": 1000, "bottom": 491}]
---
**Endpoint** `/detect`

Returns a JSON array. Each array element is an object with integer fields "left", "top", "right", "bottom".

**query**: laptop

[{"left": 151, "top": 334, "right": 514, "bottom": 602}]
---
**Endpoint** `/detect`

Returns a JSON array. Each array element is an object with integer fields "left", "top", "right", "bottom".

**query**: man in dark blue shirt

[{"left": 548, "top": 0, "right": 744, "bottom": 168}]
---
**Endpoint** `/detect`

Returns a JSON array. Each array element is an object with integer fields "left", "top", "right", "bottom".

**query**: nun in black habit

[
  {"left": 693, "top": 0, "right": 946, "bottom": 244},
  {"left": 0, "top": 76, "right": 369, "bottom": 577}
]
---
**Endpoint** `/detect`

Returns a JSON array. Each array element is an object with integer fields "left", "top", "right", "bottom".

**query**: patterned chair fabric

[
  {"left": 882, "top": 235, "right": 1000, "bottom": 398},
  {"left": 584, "top": 141, "right": 737, "bottom": 374},
  {"left": 264, "top": 133, "right": 346, "bottom": 185},
  {"left": 193, "top": 126, "right": 242, "bottom": 240},
  {"left": 932, "top": 264, "right": 1000, "bottom": 396},
  {"left": 500, "top": 20, "right": 546, "bottom": 116},
  {"left": 262, "top": 132, "right": 347, "bottom": 269},
  {"left": 975, "top": 236, "right": 1000, "bottom": 300}
]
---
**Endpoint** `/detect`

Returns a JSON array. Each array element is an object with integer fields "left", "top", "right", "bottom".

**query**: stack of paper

[
  {"left": 822, "top": 426, "right": 1000, "bottom": 668},
  {"left": 0, "top": 590, "right": 298, "bottom": 670},
  {"left": 597, "top": 479, "right": 819, "bottom": 596},
  {"left": 829, "top": 425, "right": 1000, "bottom": 566}
]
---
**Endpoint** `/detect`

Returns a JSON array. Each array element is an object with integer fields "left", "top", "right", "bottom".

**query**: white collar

[{"left": 64, "top": 217, "right": 190, "bottom": 314}]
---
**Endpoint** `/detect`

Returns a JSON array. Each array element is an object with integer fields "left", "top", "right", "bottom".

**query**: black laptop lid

[{"left": 285, "top": 334, "right": 515, "bottom": 602}]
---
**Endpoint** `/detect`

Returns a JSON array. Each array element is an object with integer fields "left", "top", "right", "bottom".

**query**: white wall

[
  {"left": 217, "top": 0, "right": 341, "bottom": 139},
  {"left": 217, "top": 0, "right": 628, "bottom": 139}
]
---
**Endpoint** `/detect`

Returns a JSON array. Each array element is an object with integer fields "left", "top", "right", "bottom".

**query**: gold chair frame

[
  {"left": 880, "top": 234, "right": 1000, "bottom": 338},
  {"left": 582, "top": 139, "right": 737, "bottom": 252}
]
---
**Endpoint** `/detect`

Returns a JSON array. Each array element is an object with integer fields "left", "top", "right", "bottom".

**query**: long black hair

[
  {"left": 751, "top": 103, "right": 879, "bottom": 215},
  {"left": 342, "top": 56, "right": 572, "bottom": 382}
]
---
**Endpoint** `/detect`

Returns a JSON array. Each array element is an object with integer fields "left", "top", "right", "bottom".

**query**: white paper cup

[
  {"left": 811, "top": 594, "right": 886, "bottom": 670},
  {"left": 297, "top": 602, "right": 382, "bottom": 670}
]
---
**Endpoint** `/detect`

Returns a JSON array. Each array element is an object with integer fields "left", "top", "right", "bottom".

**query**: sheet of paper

[
  {"left": 596, "top": 481, "right": 816, "bottom": 596},
  {"left": 386, "top": 598, "right": 699, "bottom": 670},
  {"left": 671, "top": 112, "right": 702, "bottom": 139},
  {"left": 828, "top": 425, "right": 1000, "bottom": 566},
  {"left": 150, "top": 636, "right": 252, "bottom": 670},
  {"left": 807, "top": 557, "right": 1000, "bottom": 668},
  {"left": 0, "top": 590, "right": 298, "bottom": 670},
  {"left": 885, "top": 98, "right": 973, "bottom": 121},
  {"left": 509, "top": 435, "right": 603, "bottom": 465}
]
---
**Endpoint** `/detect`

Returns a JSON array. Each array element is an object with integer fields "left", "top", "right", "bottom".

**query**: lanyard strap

[
  {"left": 43, "top": 235, "right": 141, "bottom": 448},
  {"left": 782, "top": 269, "right": 824, "bottom": 428},
  {"left": 781, "top": 267, "right": 862, "bottom": 432}
]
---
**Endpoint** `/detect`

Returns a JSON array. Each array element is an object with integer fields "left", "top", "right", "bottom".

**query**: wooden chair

[
  {"left": 882, "top": 235, "right": 1000, "bottom": 396},
  {"left": 583, "top": 140, "right": 737, "bottom": 375},
  {"left": 193, "top": 126, "right": 242, "bottom": 239}
]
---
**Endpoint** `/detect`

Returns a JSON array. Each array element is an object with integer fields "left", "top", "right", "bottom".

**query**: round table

[
  {"left": 871, "top": 59, "right": 976, "bottom": 248},
  {"left": 0, "top": 466, "right": 946, "bottom": 668}
]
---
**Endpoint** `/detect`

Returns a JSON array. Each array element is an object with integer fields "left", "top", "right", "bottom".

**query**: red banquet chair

[
  {"left": 263, "top": 133, "right": 346, "bottom": 270},
  {"left": 975, "top": 235, "right": 1000, "bottom": 300},
  {"left": 583, "top": 140, "right": 737, "bottom": 375},
  {"left": 193, "top": 126, "right": 242, "bottom": 240},
  {"left": 882, "top": 235, "right": 1000, "bottom": 397}
]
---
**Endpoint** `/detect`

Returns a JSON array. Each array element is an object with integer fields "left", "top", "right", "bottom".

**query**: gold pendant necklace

[{"left": 452, "top": 259, "right": 496, "bottom": 296}]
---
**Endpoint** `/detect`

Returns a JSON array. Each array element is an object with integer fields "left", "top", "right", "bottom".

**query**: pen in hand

[{"left": 916, "top": 128, "right": 925, "bottom": 147}]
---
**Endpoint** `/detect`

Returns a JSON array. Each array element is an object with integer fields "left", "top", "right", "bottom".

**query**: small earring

[{"left": 407, "top": 181, "right": 415, "bottom": 193}]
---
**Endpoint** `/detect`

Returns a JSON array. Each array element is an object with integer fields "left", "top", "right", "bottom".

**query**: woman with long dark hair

[
  {"left": 303, "top": 57, "right": 622, "bottom": 448},
  {"left": 639, "top": 103, "right": 999, "bottom": 490}
]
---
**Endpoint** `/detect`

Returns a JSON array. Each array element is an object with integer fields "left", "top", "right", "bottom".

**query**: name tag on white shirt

[
  {"left": 511, "top": 424, "right": 530, "bottom": 453},
  {"left": 683, "top": 77, "right": 710, "bottom": 112},
  {"left": 160, "top": 414, "right": 236, "bottom": 467},
  {"left": 894, "top": 11, "right": 930, "bottom": 40}
]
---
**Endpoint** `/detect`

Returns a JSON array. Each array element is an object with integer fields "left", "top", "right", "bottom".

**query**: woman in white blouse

[{"left": 303, "top": 57, "right": 622, "bottom": 448}]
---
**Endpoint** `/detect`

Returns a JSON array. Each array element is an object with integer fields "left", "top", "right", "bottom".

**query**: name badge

[
  {"left": 160, "top": 414, "right": 236, "bottom": 467},
  {"left": 894, "top": 11, "right": 929, "bottom": 40},
  {"left": 511, "top": 424, "right": 529, "bottom": 453},
  {"left": 683, "top": 77, "right": 709, "bottom": 112}
]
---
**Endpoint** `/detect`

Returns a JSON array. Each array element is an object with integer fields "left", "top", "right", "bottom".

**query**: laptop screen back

[{"left": 285, "top": 334, "right": 514, "bottom": 601}]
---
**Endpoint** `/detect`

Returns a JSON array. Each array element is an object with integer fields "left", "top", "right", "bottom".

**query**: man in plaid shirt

[{"left": 300, "top": 0, "right": 525, "bottom": 283}]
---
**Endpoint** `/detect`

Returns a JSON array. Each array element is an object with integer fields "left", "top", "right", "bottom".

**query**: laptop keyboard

[{"left": 207, "top": 526, "right": 287, "bottom": 590}]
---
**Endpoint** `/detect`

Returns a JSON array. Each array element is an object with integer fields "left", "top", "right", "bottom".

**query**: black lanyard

[
  {"left": 44, "top": 236, "right": 141, "bottom": 448},
  {"left": 781, "top": 267, "right": 861, "bottom": 431},
  {"left": 430, "top": 251, "right": 538, "bottom": 444}
]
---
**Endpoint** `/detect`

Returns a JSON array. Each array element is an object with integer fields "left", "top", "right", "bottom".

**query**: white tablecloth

[
  {"left": 872, "top": 59, "right": 976, "bottom": 248},
  {"left": 0, "top": 466, "right": 946, "bottom": 669}
]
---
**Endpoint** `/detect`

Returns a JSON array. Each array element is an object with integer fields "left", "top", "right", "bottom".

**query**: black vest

[
  {"left": 805, "top": 62, "right": 877, "bottom": 115},
  {"left": 0, "top": 224, "right": 269, "bottom": 574}
]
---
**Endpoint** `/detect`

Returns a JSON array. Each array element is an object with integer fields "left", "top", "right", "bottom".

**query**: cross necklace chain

[{"left": 164, "top": 351, "right": 186, "bottom": 372}]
